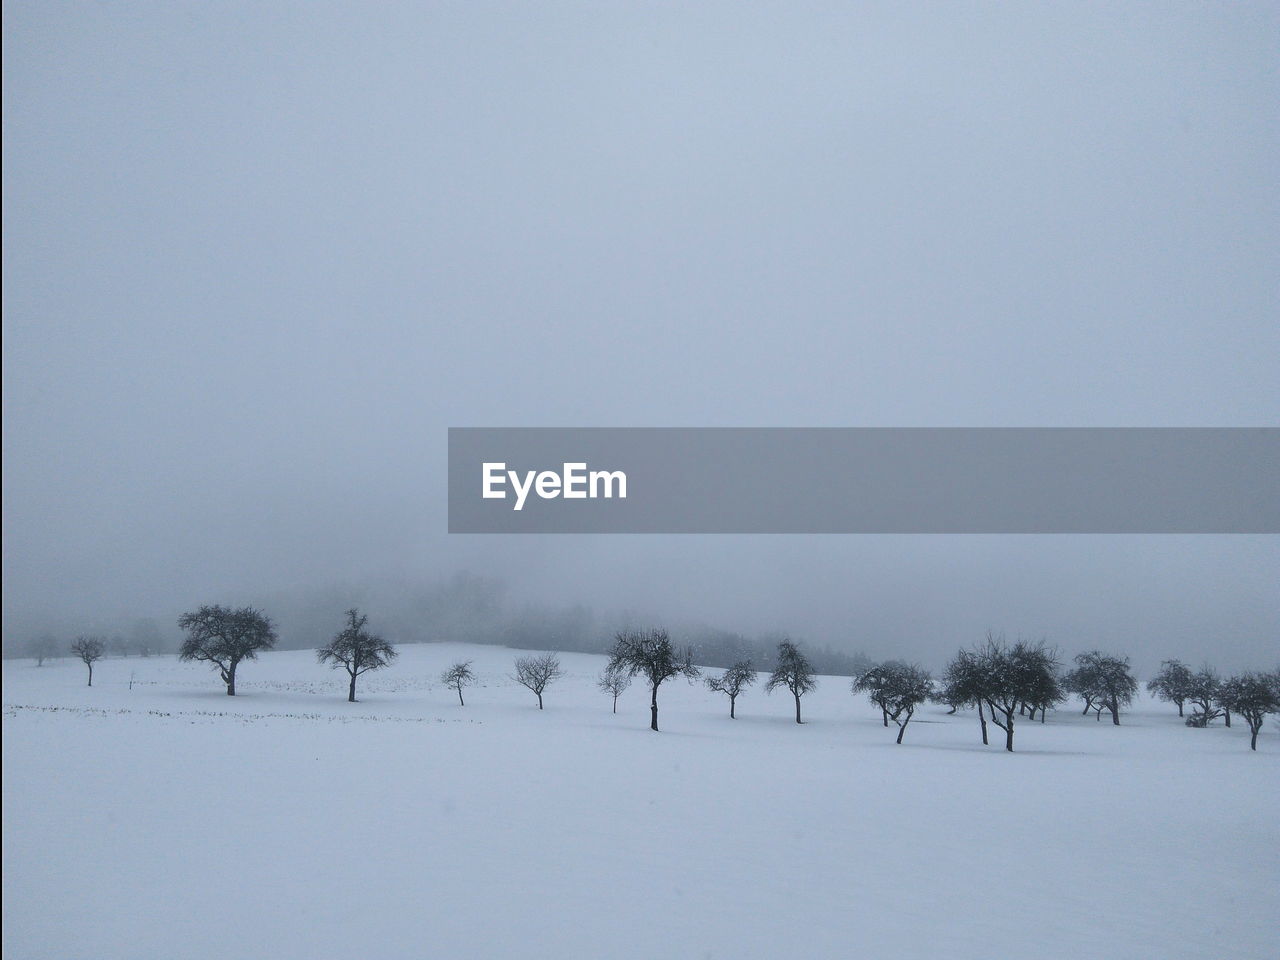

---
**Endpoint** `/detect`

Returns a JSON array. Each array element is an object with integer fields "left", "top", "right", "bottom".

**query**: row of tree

[
  {"left": 1146, "top": 659, "right": 1280, "bottom": 749},
  {"left": 927, "top": 637, "right": 1278, "bottom": 752},
  {"left": 57, "top": 608, "right": 1279, "bottom": 751},
  {"left": 930, "top": 638, "right": 1132, "bottom": 752},
  {"left": 601, "top": 630, "right": 820, "bottom": 731}
]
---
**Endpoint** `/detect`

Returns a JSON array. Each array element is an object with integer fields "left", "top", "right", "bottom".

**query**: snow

[{"left": 3, "top": 643, "right": 1277, "bottom": 960}]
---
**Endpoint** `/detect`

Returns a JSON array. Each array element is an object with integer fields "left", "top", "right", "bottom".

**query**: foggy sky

[{"left": 3, "top": 2, "right": 1277, "bottom": 671}]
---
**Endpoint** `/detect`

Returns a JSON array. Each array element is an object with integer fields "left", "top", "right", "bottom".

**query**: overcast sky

[{"left": 3, "top": 2, "right": 1277, "bottom": 670}]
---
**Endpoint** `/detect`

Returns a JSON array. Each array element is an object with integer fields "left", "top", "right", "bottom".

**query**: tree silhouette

[
  {"left": 177, "top": 605, "right": 277, "bottom": 696},
  {"left": 606, "top": 628, "right": 700, "bottom": 731},
  {"left": 596, "top": 662, "right": 631, "bottom": 714},
  {"left": 441, "top": 661, "right": 475, "bottom": 706},
  {"left": 765, "top": 640, "right": 816, "bottom": 724},
  {"left": 853, "top": 661, "right": 933, "bottom": 743},
  {"left": 513, "top": 653, "right": 564, "bottom": 710},
  {"left": 316, "top": 608, "right": 397, "bottom": 702},
  {"left": 1218, "top": 672, "right": 1280, "bottom": 750},
  {"left": 706, "top": 660, "right": 756, "bottom": 718},
  {"left": 1147, "top": 659, "right": 1194, "bottom": 717},
  {"left": 70, "top": 636, "right": 105, "bottom": 686}
]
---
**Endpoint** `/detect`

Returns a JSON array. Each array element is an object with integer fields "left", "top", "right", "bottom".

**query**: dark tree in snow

[
  {"left": 597, "top": 662, "right": 631, "bottom": 713},
  {"left": 855, "top": 662, "right": 897, "bottom": 727},
  {"left": 937, "top": 648, "right": 990, "bottom": 742},
  {"left": 967, "top": 635, "right": 1059, "bottom": 752},
  {"left": 1062, "top": 666, "right": 1097, "bottom": 717},
  {"left": 765, "top": 640, "right": 817, "bottom": 724},
  {"left": 512, "top": 652, "right": 563, "bottom": 709},
  {"left": 606, "top": 628, "right": 700, "bottom": 731},
  {"left": 1146, "top": 659, "right": 1194, "bottom": 717},
  {"left": 1217, "top": 672, "right": 1280, "bottom": 751},
  {"left": 1066, "top": 651, "right": 1137, "bottom": 725},
  {"left": 706, "top": 660, "right": 756, "bottom": 718},
  {"left": 1184, "top": 665, "right": 1223, "bottom": 727},
  {"left": 28, "top": 635, "right": 58, "bottom": 666},
  {"left": 177, "top": 605, "right": 277, "bottom": 696},
  {"left": 980, "top": 639, "right": 1035, "bottom": 752},
  {"left": 1021, "top": 646, "right": 1065, "bottom": 723},
  {"left": 70, "top": 636, "right": 105, "bottom": 686},
  {"left": 316, "top": 608, "right": 397, "bottom": 702},
  {"left": 852, "top": 661, "right": 933, "bottom": 743},
  {"left": 441, "top": 661, "right": 475, "bottom": 706}
]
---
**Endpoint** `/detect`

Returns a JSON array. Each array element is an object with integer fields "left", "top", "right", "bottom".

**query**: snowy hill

[{"left": 3, "top": 642, "right": 1276, "bottom": 960}]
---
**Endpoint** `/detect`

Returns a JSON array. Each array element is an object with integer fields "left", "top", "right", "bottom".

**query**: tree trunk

[
  {"left": 348, "top": 672, "right": 357, "bottom": 703},
  {"left": 978, "top": 699, "right": 988, "bottom": 745},
  {"left": 537, "top": 692, "right": 543, "bottom": 710},
  {"left": 226, "top": 661, "right": 237, "bottom": 696},
  {"left": 730, "top": 695, "right": 736, "bottom": 719},
  {"left": 1223, "top": 708, "right": 1231, "bottom": 728},
  {"left": 612, "top": 693, "right": 618, "bottom": 714},
  {"left": 1110, "top": 698, "right": 1120, "bottom": 725},
  {"left": 650, "top": 682, "right": 659, "bottom": 731},
  {"left": 457, "top": 687, "right": 465, "bottom": 706},
  {"left": 1005, "top": 722, "right": 1014, "bottom": 752},
  {"left": 87, "top": 663, "right": 93, "bottom": 687},
  {"left": 1177, "top": 700, "right": 1184, "bottom": 717},
  {"left": 881, "top": 707, "right": 888, "bottom": 728},
  {"left": 794, "top": 692, "right": 802, "bottom": 724},
  {"left": 896, "top": 710, "right": 911, "bottom": 744}
]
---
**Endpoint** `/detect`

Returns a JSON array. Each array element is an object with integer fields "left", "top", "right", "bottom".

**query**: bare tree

[
  {"left": 28, "top": 635, "right": 58, "bottom": 666},
  {"left": 441, "top": 661, "right": 475, "bottom": 706},
  {"left": 938, "top": 648, "right": 990, "bottom": 743},
  {"left": 853, "top": 661, "right": 933, "bottom": 743},
  {"left": 856, "top": 662, "right": 897, "bottom": 728},
  {"left": 597, "top": 662, "right": 631, "bottom": 713},
  {"left": 1065, "top": 651, "right": 1137, "bottom": 725},
  {"left": 316, "top": 608, "right": 397, "bottom": 702},
  {"left": 70, "top": 636, "right": 105, "bottom": 686},
  {"left": 1021, "top": 646, "right": 1065, "bottom": 723},
  {"left": 512, "top": 652, "right": 563, "bottom": 709},
  {"left": 177, "top": 605, "right": 277, "bottom": 695},
  {"left": 962, "top": 634, "right": 1059, "bottom": 752},
  {"left": 1217, "top": 684, "right": 1234, "bottom": 729},
  {"left": 1147, "top": 659, "right": 1194, "bottom": 718},
  {"left": 606, "top": 628, "right": 700, "bottom": 731},
  {"left": 765, "top": 640, "right": 817, "bottom": 724},
  {"left": 1063, "top": 666, "right": 1098, "bottom": 717},
  {"left": 706, "top": 660, "right": 756, "bottom": 718},
  {"left": 1218, "top": 671, "right": 1280, "bottom": 751},
  {"left": 978, "top": 637, "right": 1029, "bottom": 752},
  {"left": 1184, "top": 665, "right": 1223, "bottom": 727}
]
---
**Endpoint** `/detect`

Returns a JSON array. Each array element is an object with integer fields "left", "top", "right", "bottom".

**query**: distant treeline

[{"left": 2, "top": 571, "right": 873, "bottom": 677}]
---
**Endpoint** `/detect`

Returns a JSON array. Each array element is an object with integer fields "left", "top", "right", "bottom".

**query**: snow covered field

[{"left": 3, "top": 642, "right": 1276, "bottom": 960}]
